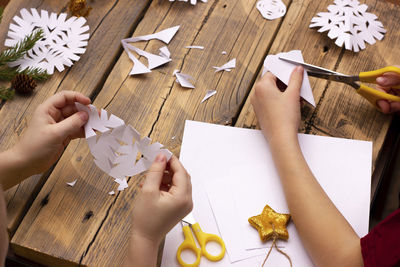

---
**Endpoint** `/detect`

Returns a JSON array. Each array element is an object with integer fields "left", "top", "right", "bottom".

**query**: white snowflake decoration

[
  {"left": 5, "top": 8, "right": 90, "bottom": 74},
  {"left": 309, "top": 0, "right": 386, "bottom": 52}
]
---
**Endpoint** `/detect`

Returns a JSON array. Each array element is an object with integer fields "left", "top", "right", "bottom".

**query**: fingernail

[
  {"left": 78, "top": 111, "right": 88, "bottom": 121},
  {"left": 156, "top": 154, "right": 166, "bottom": 162},
  {"left": 296, "top": 66, "right": 303, "bottom": 72},
  {"left": 377, "top": 77, "right": 387, "bottom": 85}
]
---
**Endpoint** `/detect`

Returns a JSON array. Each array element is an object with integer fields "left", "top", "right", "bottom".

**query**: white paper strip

[
  {"left": 262, "top": 50, "right": 315, "bottom": 107},
  {"left": 309, "top": 0, "right": 386, "bottom": 52},
  {"left": 5, "top": 8, "right": 90, "bottom": 74},
  {"left": 173, "top": 70, "right": 195, "bottom": 89},
  {"left": 256, "top": 0, "right": 287, "bottom": 20},
  {"left": 76, "top": 103, "right": 173, "bottom": 191},
  {"left": 213, "top": 58, "right": 236, "bottom": 73},
  {"left": 201, "top": 90, "right": 217, "bottom": 103},
  {"left": 185, "top": 45, "right": 204, "bottom": 49}
]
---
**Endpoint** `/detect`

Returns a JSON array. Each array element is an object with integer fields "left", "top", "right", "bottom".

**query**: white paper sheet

[
  {"left": 173, "top": 70, "right": 195, "bottom": 89},
  {"left": 169, "top": 0, "right": 208, "bottom": 5},
  {"left": 256, "top": 0, "right": 287, "bottom": 20},
  {"left": 201, "top": 90, "right": 217, "bottom": 103},
  {"left": 5, "top": 8, "right": 90, "bottom": 74},
  {"left": 263, "top": 50, "right": 315, "bottom": 107},
  {"left": 75, "top": 103, "right": 172, "bottom": 191},
  {"left": 309, "top": 0, "right": 386, "bottom": 52},
  {"left": 213, "top": 58, "right": 236, "bottom": 73},
  {"left": 161, "top": 120, "right": 371, "bottom": 266}
]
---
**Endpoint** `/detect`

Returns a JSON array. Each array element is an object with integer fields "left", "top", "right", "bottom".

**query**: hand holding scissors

[
  {"left": 176, "top": 213, "right": 226, "bottom": 267},
  {"left": 279, "top": 57, "right": 400, "bottom": 111}
]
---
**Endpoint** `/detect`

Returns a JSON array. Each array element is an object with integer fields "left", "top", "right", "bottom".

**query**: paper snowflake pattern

[
  {"left": 76, "top": 103, "right": 172, "bottom": 191},
  {"left": 309, "top": 0, "right": 386, "bottom": 52},
  {"left": 5, "top": 8, "right": 90, "bottom": 74}
]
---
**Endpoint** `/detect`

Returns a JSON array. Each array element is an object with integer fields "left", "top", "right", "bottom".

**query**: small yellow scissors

[
  {"left": 176, "top": 212, "right": 226, "bottom": 267},
  {"left": 279, "top": 56, "right": 400, "bottom": 110}
]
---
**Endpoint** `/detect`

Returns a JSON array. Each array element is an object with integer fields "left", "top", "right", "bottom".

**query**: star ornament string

[
  {"left": 248, "top": 205, "right": 292, "bottom": 267},
  {"left": 309, "top": 0, "right": 386, "bottom": 52}
]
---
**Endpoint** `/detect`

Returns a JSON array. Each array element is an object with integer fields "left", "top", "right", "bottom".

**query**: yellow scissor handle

[
  {"left": 356, "top": 84, "right": 400, "bottom": 110},
  {"left": 177, "top": 225, "right": 201, "bottom": 267},
  {"left": 191, "top": 223, "right": 226, "bottom": 262},
  {"left": 359, "top": 66, "right": 400, "bottom": 89}
]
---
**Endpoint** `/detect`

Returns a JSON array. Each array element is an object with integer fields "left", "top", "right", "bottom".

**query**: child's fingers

[
  {"left": 45, "top": 91, "right": 91, "bottom": 110},
  {"left": 287, "top": 66, "right": 304, "bottom": 96},
  {"left": 376, "top": 72, "right": 400, "bottom": 87},
  {"left": 142, "top": 154, "right": 167, "bottom": 192},
  {"left": 169, "top": 156, "right": 191, "bottom": 195},
  {"left": 377, "top": 99, "right": 391, "bottom": 114},
  {"left": 53, "top": 111, "right": 88, "bottom": 141}
]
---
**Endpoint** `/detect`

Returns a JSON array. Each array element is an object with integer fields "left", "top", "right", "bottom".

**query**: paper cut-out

[
  {"left": 173, "top": 70, "right": 195, "bottom": 89},
  {"left": 213, "top": 58, "right": 236, "bottom": 73},
  {"left": 109, "top": 191, "right": 115, "bottom": 195},
  {"left": 122, "top": 26, "right": 179, "bottom": 75},
  {"left": 263, "top": 50, "right": 315, "bottom": 107},
  {"left": 5, "top": 8, "right": 90, "bottom": 74},
  {"left": 221, "top": 51, "right": 227, "bottom": 55},
  {"left": 201, "top": 90, "right": 217, "bottom": 103},
  {"left": 169, "top": 0, "right": 207, "bottom": 5},
  {"left": 256, "top": 0, "right": 287, "bottom": 20},
  {"left": 185, "top": 45, "right": 204, "bottom": 49},
  {"left": 309, "top": 0, "right": 386, "bottom": 52},
  {"left": 75, "top": 103, "right": 172, "bottom": 191},
  {"left": 67, "top": 179, "right": 77, "bottom": 187}
]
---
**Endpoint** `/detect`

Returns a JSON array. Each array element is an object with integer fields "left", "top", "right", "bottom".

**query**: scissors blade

[
  {"left": 278, "top": 56, "right": 342, "bottom": 75},
  {"left": 182, "top": 212, "right": 196, "bottom": 225}
]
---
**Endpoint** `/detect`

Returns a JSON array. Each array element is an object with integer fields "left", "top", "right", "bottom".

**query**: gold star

[{"left": 248, "top": 205, "right": 291, "bottom": 241}]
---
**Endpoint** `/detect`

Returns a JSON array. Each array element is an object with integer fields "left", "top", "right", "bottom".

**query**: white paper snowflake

[
  {"left": 5, "top": 8, "right": 90, "bottom": 74},
  {"left": 309, "top": 0, "right": 386, "bottom": 52}
]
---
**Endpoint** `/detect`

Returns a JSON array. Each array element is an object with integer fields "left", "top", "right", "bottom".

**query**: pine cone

[{"left": 11, "top": 74, "right": 37, "bottom": 95}]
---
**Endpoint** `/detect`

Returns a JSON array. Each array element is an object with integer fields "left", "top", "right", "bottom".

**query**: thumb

[
  {"left": 287, "top": 66, "right": 304, "bottom": 96},
  {"left": 54, "top": 111, "right": 88, "bottom": 140},
  {"left": 142, "top": 154, "right": 167, "bottom": 192},
  {"left": 376, "top": 72, "right": 400, "bottom": 87}
]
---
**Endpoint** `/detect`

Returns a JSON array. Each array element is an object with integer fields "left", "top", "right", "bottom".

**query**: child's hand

[
  {"left": 131, "top": 154, "right": 192, "bottom": 246},
  {"left": 12, "top": 91, "right": 90, "bottom": 177},
  {"left": 251, "top": 66, "right": 304, "bottom": 143},
  {"left": 376, "top": 67, "right": 400, "bottom": 114}
]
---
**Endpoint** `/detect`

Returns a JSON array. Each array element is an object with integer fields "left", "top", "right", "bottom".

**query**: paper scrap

[
  {"left": 161, "top": 120, "right": 372, "bottom": 266},
  {"left": 262, "top": 50, "right": 315, "bottom": 107},
  {"left": 213, "top": 58, "right": 236, "bottom": 73},
  {"left": 169, "top": 0, "right": 207, "bottom": 5},
  {"left": 222, "top": 51, "right": 227, "bottom": 55},
  {"left": 201, "top": 90, "right": 217, "bottom": 103},
  {"left": 108, "top": 191, "right": 115, "bottom": 195},
  {"left": 173, "top": 70, "right": 195, "bottom": 89},
  {"left": 256, "top": 0, "right": 286, "bottom": 20},
  {"left": 309, "top": 0, "right": 386, "bottom": 52},
  {"left": 159, "top": 46, "right": 171, "bottom": 59},
  {"left": 123, "top": 26, "right": 180, "bottom": 44},
  {"left": 122, "top": 41, "right": 171, "bottom": 69},
  {"left": 5, "top": 8, "right": 90, "bottom": 75},
  {"left": 185, "top": 45, "right": 204, "bottom": 49},
  {"left": 66, "top": 179, "right": 77, "bottom": 187},
  {"left": 75, "top": 103, "right": 173, "bottom": 191}
]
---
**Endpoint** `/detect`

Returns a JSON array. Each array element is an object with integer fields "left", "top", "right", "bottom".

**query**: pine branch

[
  {"left": 0, "top": 65, "right": 18, "bottom": 81},
  {"left": 0, "top": 86, "right": 14, "bottom": 100},
  {"left": 0, "top": 29, "right": 44, "bottom": 65},
  {"left": 19, "top": 67, "right": 49, "bottom": 81}
]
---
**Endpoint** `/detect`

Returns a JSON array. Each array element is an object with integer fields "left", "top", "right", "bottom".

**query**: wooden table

[{"left": 1, "top": 0, "right": 399, "bottom": 266}]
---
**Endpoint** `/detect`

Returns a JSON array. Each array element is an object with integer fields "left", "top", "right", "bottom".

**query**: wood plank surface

[
  {"left": 11, "top": 0, "right": 290, "bottom": 265},
  {"left": 1, "top": 0, "right": 151, "bottom": 234}
]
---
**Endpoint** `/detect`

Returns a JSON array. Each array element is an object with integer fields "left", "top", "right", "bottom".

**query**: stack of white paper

[{"left": 161, "top": 120, "right": 371, "bottom": 266}]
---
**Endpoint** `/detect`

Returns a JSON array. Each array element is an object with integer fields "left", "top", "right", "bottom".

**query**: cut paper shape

[
  {"left": 213, "top": 58, "right": 236, "bottom": 73},
  {"left": 159, "top": 46, "right": 171, "bottom": 59},
  {"left": 263, "top": 50, "right": 315, "bottom": 107},
  {"left": 161, "top": 120, "right": 372, "bottom": 266},
  {"left": 201, "top": 90, "right": 217, "bottom": 103},
  {"left": 256, "top": 0, "right": 287, "bottom": 20},
  {"left": 309, "top": 0, "right": 386, "bottom": 52},
  {"left": 75, "top": 103, "right": 172, "bottom": 191},
  {"left": 5, "top": 8, "right": 90, "bottom": 75},
  {"left": 185, "top": 45, "right": 204, "bottom": 49},
  {"left": 124, "top": 26, "right": 180, "bottom": 44},
  {"left": 108, "top": 191, "right": 115, "bottom": 195},
  {"left": 169, "top": 0, "right": 207, "bottom": 5},
  {"left": 66, "top": 179, "right": 77, "bottom": 187},
  {"left": 122, "top": 41, "right": 171, "bottom": 69},
  {"left": 173, "top": 70, "right": 195, "bottom": 89}
]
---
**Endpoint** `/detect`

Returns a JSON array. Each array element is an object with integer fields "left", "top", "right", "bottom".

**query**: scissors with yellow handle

[
  {"left": 176, "top": 212, "right": 226, "bottom": 267},
  {"left": 279, "top": 56, "right": 400, "bottom": 110}
]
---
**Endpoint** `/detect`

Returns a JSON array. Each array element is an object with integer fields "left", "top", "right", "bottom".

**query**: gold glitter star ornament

[{"left": 248, "top": 204, "right": 291, "bottom": 241}]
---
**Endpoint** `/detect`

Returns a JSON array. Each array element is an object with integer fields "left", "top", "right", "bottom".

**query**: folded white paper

[
  {"left": 173, "top": 70, "right": 195, "bottom": 89},
  {"left": 5, "top": 8, "right": 90, "bottom": 74},
  {"left": 213, "top": 58, "right": 236, "bottom": 73},
  {"left": 263, "top": 50, "right": 315, "bottom": 107},
  {"left": 75, "top": 103, "right": 172, "bottom": 191},
  {"left": 66, "top": 179, "right": 77, "bottom": 187},
  {"left": 309, "top": 0, "right": 386, "bottom": 52},
  {"left": 256, "top": 0, "right": 287, "bottom": 20}
]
